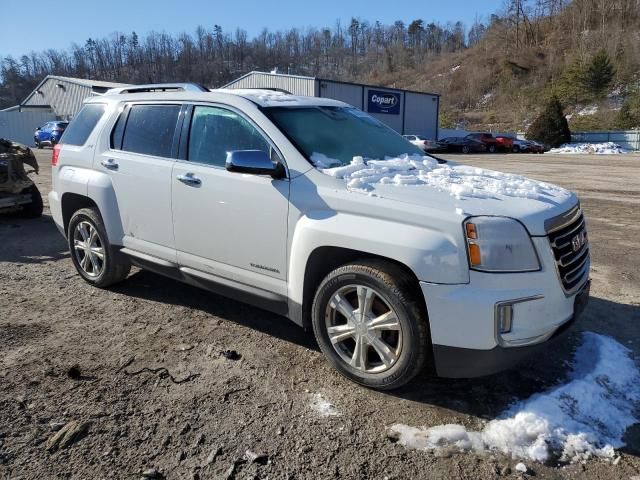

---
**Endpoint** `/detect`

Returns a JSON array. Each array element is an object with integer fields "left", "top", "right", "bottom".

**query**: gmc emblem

[{"left": 571, "top": 230, "right": 587, "bottom": 252}]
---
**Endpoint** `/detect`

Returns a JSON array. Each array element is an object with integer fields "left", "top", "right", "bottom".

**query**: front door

[{"left": 171, "top": 105, "right": 290, "bottom": 295}]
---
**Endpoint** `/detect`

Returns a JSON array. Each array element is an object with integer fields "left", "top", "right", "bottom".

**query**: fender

[
  {"left": 85, "top": 169, "right": 125, "bottom": 244},
  {"left": 287, "top": 209, "right": 470, "bottom": 309}
]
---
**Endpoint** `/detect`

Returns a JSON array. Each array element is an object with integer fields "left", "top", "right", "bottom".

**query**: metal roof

[
  {"left": 223, "top": 71, "right": 440, "bottom": 97},
  {"left": 21, "top": 75, "right": 129, "bottom": 107}
]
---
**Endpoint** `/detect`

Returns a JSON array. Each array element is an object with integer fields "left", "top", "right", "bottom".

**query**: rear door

[{"left": 95, "top": 103, "right": 183, "bottom": 262}]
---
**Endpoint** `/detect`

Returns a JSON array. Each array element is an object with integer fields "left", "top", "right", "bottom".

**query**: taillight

[{"left": 52, "top": 143, "right": 61, "bottom": 166}]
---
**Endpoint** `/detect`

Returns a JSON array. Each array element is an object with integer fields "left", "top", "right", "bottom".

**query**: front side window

[
  {"left": 264, "top": 106, "right": 424, "bottom": 166},
  {"left": 120, "top": 104, "right": 180, "bottom": 158},
  {"left": 187, "top": 106, "right": 270, "bottom": 167},
  {"left": 61, "top": 104, "right": 106, "bottom": 146}
]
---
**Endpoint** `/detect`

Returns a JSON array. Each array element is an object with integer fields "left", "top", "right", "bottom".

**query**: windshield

[{"left": 263, "top": 106, "right": 425, "bottom": 166}]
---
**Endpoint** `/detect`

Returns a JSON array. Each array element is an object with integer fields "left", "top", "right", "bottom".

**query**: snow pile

[
  {"left": 548, "top": 142, "right": 627, "bottom": 154},
  {"left": 309, "top": 393, "right": 341, "bottom": 417},
  {"left": 576, "top": 105, "right": 599, "bottom": 116},
  {"left": 315, "top": 153, "right": 568, "bottom": 201},
  {"left": 388, "top": 333, "right": 640, "bottom": 463},
  {"left": 451, "top": 65, "right": 461, "bottom": 73}
]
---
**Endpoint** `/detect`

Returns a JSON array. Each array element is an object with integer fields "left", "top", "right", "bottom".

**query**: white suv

[{"left": 49, "top": 84, "right": 590, "bottom": 390}]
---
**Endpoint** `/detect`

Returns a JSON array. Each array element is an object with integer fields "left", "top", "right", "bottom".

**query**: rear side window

[
  {"left": 61, "top": 104, "right": 106, "bottom": 146},
  {"left": 120, "top": 104, "right": 180, "bottom": 158}
]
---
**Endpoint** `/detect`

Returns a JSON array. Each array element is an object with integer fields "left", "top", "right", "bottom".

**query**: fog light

[{"left": 496, "top": 304, "right": 513, "bottom": 334}]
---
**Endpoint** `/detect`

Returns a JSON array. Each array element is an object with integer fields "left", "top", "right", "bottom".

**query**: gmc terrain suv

[{"left": 49, "top": 83, "right": 590, "bottom": 390}]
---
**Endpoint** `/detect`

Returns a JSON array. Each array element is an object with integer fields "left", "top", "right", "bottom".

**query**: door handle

[
  {"left": 100, "top": 158, "right": 119, "bottom": 170},
  {"left": 177, "top": 173, "right": 202, "bottom": 186}
]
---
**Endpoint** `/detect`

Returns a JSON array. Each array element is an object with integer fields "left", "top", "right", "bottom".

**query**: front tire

[
  {"left": 311, "top": 261, "right": 430, "bottom": 390},
  {"left": 488, "top": 144, "right": 496, "bottom": 153},
  {"left": 461, "top": 145, "right": 470, "bottom": 154},
  {"left": 68, "top": 207, "right": 131, "bottom": 288}
]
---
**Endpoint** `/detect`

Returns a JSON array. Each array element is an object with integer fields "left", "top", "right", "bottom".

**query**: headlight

[{"left": 463, "top": 216, "right": 540, "bottom": 272}]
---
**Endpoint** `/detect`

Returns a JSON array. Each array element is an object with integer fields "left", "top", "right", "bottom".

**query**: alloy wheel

[
  {"left": 324, "top": 284, "right": 403, "bottom": 373},
  {"left": 72, "top": 220, "right": 105, "bottom": 278}
]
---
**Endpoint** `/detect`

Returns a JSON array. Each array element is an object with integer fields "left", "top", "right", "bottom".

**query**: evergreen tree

[
  {"left": 526, "top": 96, "right": 571, "bottom": 147},
  {"left": 583, "top": 49, "right": 615, "bottom": 96},
  {"left": 557, "top": 59, "right": 587, "bottom": 105},
  {"left": 614, "top": 100, "right": 639, "bottom": 130}
]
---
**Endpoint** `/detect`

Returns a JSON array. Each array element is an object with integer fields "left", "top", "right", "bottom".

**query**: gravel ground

[{"left": 0, "top": 150, "right": 639, "bottom": 480}]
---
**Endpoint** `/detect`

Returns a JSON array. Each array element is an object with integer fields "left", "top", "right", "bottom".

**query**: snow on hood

[
  {"left": 387, "top": 332, "right": 640, "bottom": 463},
  {"left": 548, "top": 142, "right": 626, "bottom": 154},
  {"left": 314, "top": 153, "right": 569, "bottom": 202}
]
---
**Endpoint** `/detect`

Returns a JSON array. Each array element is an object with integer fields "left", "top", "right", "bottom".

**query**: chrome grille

[{"left": 547, "top": 208, "right": 590, "bottom": 293}]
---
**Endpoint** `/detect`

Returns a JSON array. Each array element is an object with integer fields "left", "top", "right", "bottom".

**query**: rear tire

[
  {"left": 311, "top": 260, "right": 430, "bottom": 390},
  {"left": 462, "top": 145, "right": 470, "bottom": 154},
  {"left": 512, "top": 145, "right": 520, "bottom": 153},
  {"left": 68, "top": 207, "right": 131, "bottom": 288},
  {"left": 488, "top": 144, "right": 496, "bottom": 153},
  {"left": 16, "top": 184, "right": 43, "bottom": 218}
]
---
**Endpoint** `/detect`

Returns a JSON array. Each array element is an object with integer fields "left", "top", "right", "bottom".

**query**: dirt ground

[{"left": 1, "top": 150, "right": 639, "bottom": 480}]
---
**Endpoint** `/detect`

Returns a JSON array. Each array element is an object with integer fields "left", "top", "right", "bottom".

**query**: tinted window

[
  {"left": 61, "top": 104, "right": 106, "bottom": 146},
  {"left": 188, "top": 106, "right": 270, "bottom": 167},
  {"left": 121, "top": 104, "right": 180, "bottom": 158},
  {"left": 110, "top": 108, "right": 128, "bottom": 150}
]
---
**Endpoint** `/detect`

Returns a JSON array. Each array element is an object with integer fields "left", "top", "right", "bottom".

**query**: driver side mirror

[
  {"left": 225, "top": 150, "right": 285, "bottom": 179},
  {"left": 36, "top": 126, "right": 41, "bottom": 131}
]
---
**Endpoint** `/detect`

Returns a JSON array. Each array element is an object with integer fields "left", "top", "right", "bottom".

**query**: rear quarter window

[{"left": 61, "top": 104, "right": 106, "bottom": 146}]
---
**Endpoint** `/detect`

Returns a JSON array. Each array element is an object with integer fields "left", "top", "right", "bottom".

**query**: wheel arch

[
  {"left": 299, "top": 246, "right": 427, "bottom": 331},
  {"left": 61, "top": 193, "right": 99, "bottom": 236}
]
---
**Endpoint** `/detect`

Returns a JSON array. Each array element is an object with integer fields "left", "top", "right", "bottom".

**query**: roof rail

[{"left": 105, "top": 83, "right": 210, "bottom": 95}]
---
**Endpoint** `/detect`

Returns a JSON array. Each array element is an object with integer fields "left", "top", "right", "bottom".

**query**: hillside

[
  {"left": 2, "top": 0, "right": 639, "bottom": 132},
  {"left": 356, "top": 0, "right": 640, "bottom": 132}
]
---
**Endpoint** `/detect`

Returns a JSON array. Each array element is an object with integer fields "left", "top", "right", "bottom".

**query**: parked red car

[
  {"left": 465, "top": 133, "right": 498, "bottom": 153},
  {"left": 495, "top": 135, "right": 514, "bottom": 152}
]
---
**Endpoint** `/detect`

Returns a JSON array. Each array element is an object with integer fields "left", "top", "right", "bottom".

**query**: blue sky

[{"left": 0, "top": 0, "right": 503, "bottom": 59}]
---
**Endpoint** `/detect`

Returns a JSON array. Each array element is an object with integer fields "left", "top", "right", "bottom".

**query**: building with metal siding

[
  {"left": 223, "top": 71, "right": 440, "bottom": 140},
  {"left": 0, "top": 75, "right": 128, "bottom": 145},
  {"left": 20, "top": 75, "right": 128, "bottom": 120}
]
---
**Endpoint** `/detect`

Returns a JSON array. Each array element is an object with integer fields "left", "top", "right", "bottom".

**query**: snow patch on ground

[
  {"left": 388, "top": 333, "right": 640, "bottom": 463},
  {"left": 548, "top": 142, "right": 626, "bottom": 154},
  {"left": 451, "top": 65, "right": 461, "bottom": 72},
  {"left": 479, "top": 92, "right": 493, "bottom": 106},
  {"left": 576, "top": 105, "right": 599, "bottom": 116},
  {"left": 309, "top": 393, "right": 341, "bottom": 417},
  {"left": 317, "top": 154, "right": 568, "bottom": 201}
]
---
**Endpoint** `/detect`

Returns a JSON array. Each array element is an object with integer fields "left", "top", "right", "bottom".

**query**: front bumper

[
  {"left": 420, "top": 236, "right": 590, "bottom": 378},
  {"left": 432, "top": 280, "right": 589, "bottom": 377}
]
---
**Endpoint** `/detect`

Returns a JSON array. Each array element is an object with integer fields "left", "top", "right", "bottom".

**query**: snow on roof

[{"left": 214, "top": 88, "right": 347, "bottom": 108}]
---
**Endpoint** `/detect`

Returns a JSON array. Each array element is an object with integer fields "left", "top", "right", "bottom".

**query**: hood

[{"left": 318, "top": 155, "right": 577, "bottom": 236}]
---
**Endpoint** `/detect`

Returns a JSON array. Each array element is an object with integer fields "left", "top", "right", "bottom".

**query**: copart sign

[{"left": 367, "top": 89, "right": 401, "bottom": 114}]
